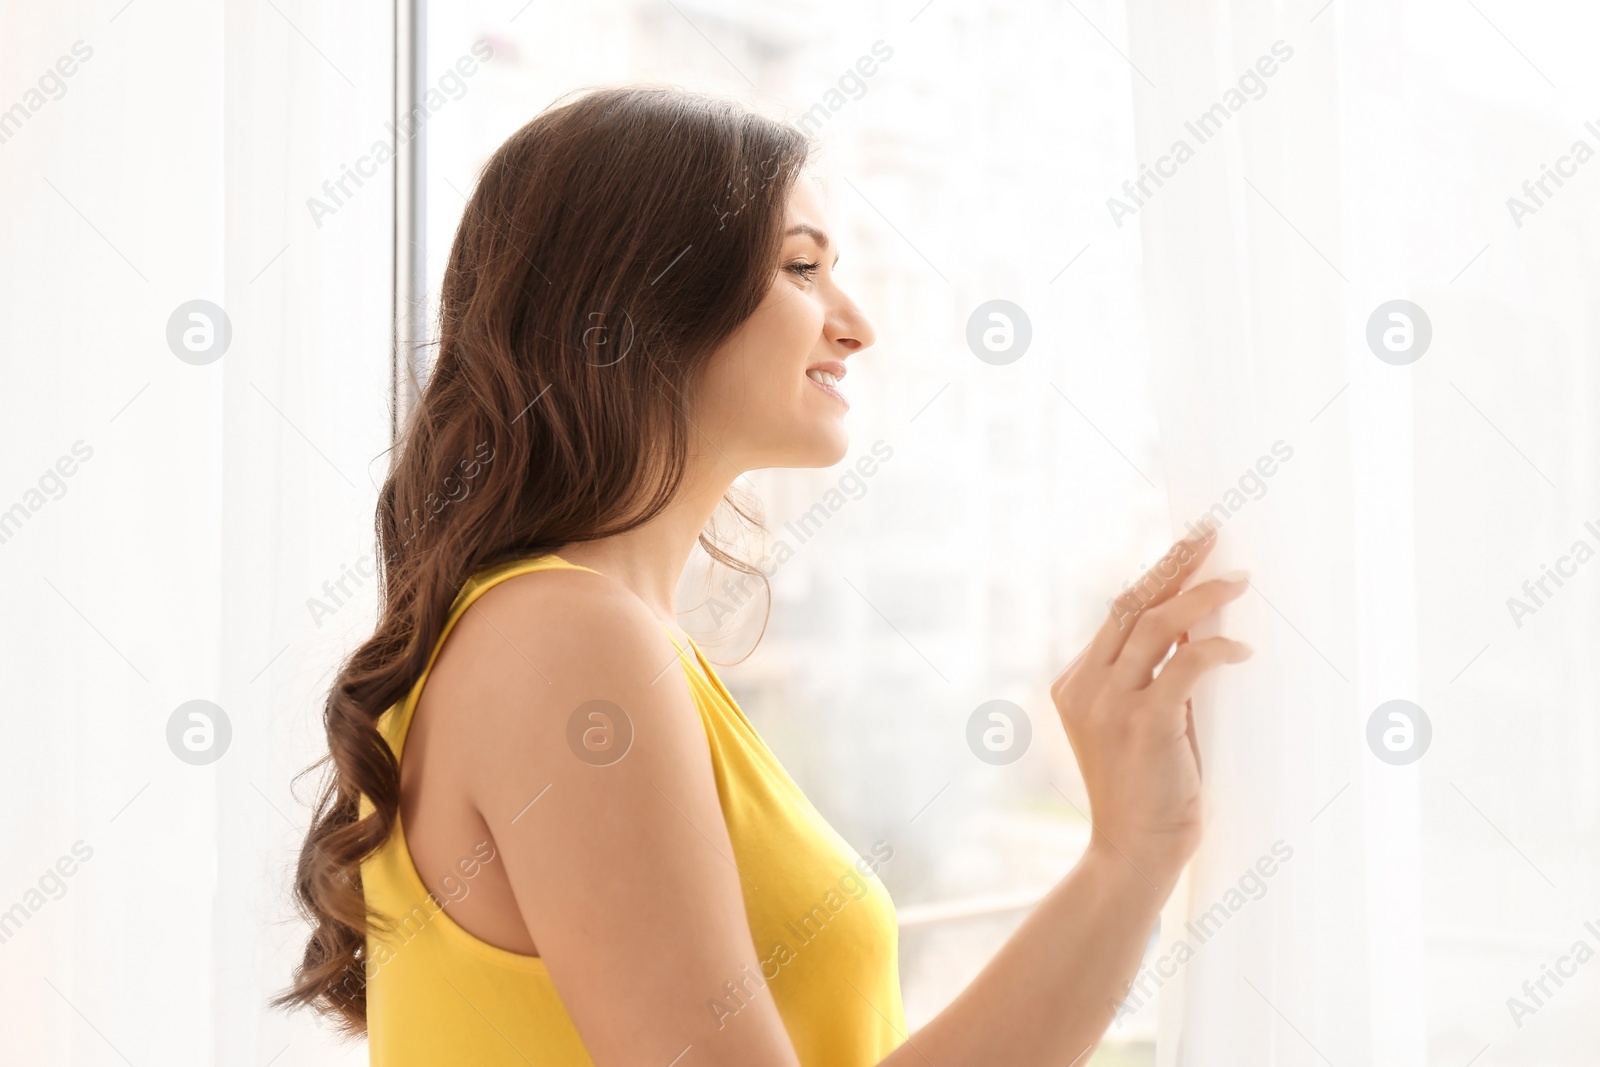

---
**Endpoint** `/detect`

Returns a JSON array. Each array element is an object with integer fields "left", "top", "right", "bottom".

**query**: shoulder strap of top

[
  {"left": 380, "top": 554, "right": 597, "bottom": 757},
  {"left": 380, "top": 554, "right": 697, "bottom": 757}
]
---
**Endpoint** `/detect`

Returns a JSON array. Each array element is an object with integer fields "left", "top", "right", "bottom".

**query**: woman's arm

[{"left": 884, "top": 841, "right": 1174, "bottom": 1066}]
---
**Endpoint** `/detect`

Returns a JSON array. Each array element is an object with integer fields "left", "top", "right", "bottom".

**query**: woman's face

[{"left": 694, "top": 177, "right": 876, "bottom": 472}]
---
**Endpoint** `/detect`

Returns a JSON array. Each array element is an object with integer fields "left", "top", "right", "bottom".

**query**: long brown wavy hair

[{"left": 277, "top": 85, "right": 809, "bottom": 1033}]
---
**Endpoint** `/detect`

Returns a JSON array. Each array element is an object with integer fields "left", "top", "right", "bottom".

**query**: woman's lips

[{"left": 805, "top": 370, "right": 849, "bottom": 409}]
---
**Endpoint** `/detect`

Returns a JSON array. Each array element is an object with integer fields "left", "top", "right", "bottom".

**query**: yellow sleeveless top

[{"left": 360, "top": 554, "right": 906, "bottom": 1065}]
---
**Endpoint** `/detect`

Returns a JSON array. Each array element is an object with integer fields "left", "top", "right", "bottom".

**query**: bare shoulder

[
  {"left": 442, "top": 562, "right": 669, "bottom": 676},
  {"left": 423, "top": 563, "right": 694, "bottom": 760}
]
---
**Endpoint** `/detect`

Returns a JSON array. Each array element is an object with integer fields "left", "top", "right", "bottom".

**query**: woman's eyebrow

[
  {"left": 785, "top": 223, "right": 841, "bottom": 266},
  {"left": 785, "top": 223, "right": 830, "bottom": 250}
]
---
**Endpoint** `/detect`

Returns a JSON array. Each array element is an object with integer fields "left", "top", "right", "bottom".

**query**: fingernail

[
  {"left": 1216, "top": 569, "right": 1250, "bottom": 584},
  {"left": 1234, "top": 641, "right": 1254, "bottom": 659}
]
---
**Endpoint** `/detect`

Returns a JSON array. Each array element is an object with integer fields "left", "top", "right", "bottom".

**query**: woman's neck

[{"left": 552, "top": 455, "right": 737, "bottom": 624}]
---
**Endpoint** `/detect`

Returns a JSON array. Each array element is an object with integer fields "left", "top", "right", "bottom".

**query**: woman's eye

[{"left": 786, "top": 261, "right": 820, "bottom": 281}]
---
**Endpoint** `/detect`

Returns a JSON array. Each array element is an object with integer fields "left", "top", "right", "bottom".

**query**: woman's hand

[
  {"left": 1050, "top": 530, "right": 1252, "bottom": 888},
  {"left": 884, "top": 531, "right": 1253, "bottom": 1066}
]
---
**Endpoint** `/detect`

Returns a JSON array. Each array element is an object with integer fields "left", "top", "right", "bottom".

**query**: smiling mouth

[{"left": 805, "top": 368, "right": 849, "bottom": 408}]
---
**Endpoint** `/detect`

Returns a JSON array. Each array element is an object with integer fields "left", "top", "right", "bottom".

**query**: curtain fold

[{"left": 1122, "top": 1, "right": 1428, "bottom": 1062}]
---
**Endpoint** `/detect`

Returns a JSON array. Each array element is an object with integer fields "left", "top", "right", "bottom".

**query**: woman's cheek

[{"left": 784, "top": 289, "right": 827, "bottom": 350}]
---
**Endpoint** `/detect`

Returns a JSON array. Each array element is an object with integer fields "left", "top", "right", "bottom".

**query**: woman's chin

[
  {"left": 770, "top": 425, "right": 850, "bottom": 469},
  {"left": 810, "top": 424, "right": 851, "bottom": 467}
]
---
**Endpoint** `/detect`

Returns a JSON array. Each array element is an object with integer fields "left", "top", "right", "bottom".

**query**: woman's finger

[
  {"left": 1110, "top": 576, "right": 1248, "bottom": 689},
  {"left": 1145, "top": 635, "right": 1252, "bottom": 706},
  {"left": 1085, "top": 527, "right": 1218, "bottom": 669}
]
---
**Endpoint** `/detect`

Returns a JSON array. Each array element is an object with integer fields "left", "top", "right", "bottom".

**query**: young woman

[{"left": 280, "top": 85, "right": 1252, "bottom": 1066}]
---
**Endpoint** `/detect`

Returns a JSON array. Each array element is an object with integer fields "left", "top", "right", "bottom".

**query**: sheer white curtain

[
  {"left": 0, "top": 2, "right": 389, "bottom": 1063},
  {"left": 1123, "top": 1, "right": 1600, "bottom": 1064}
]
